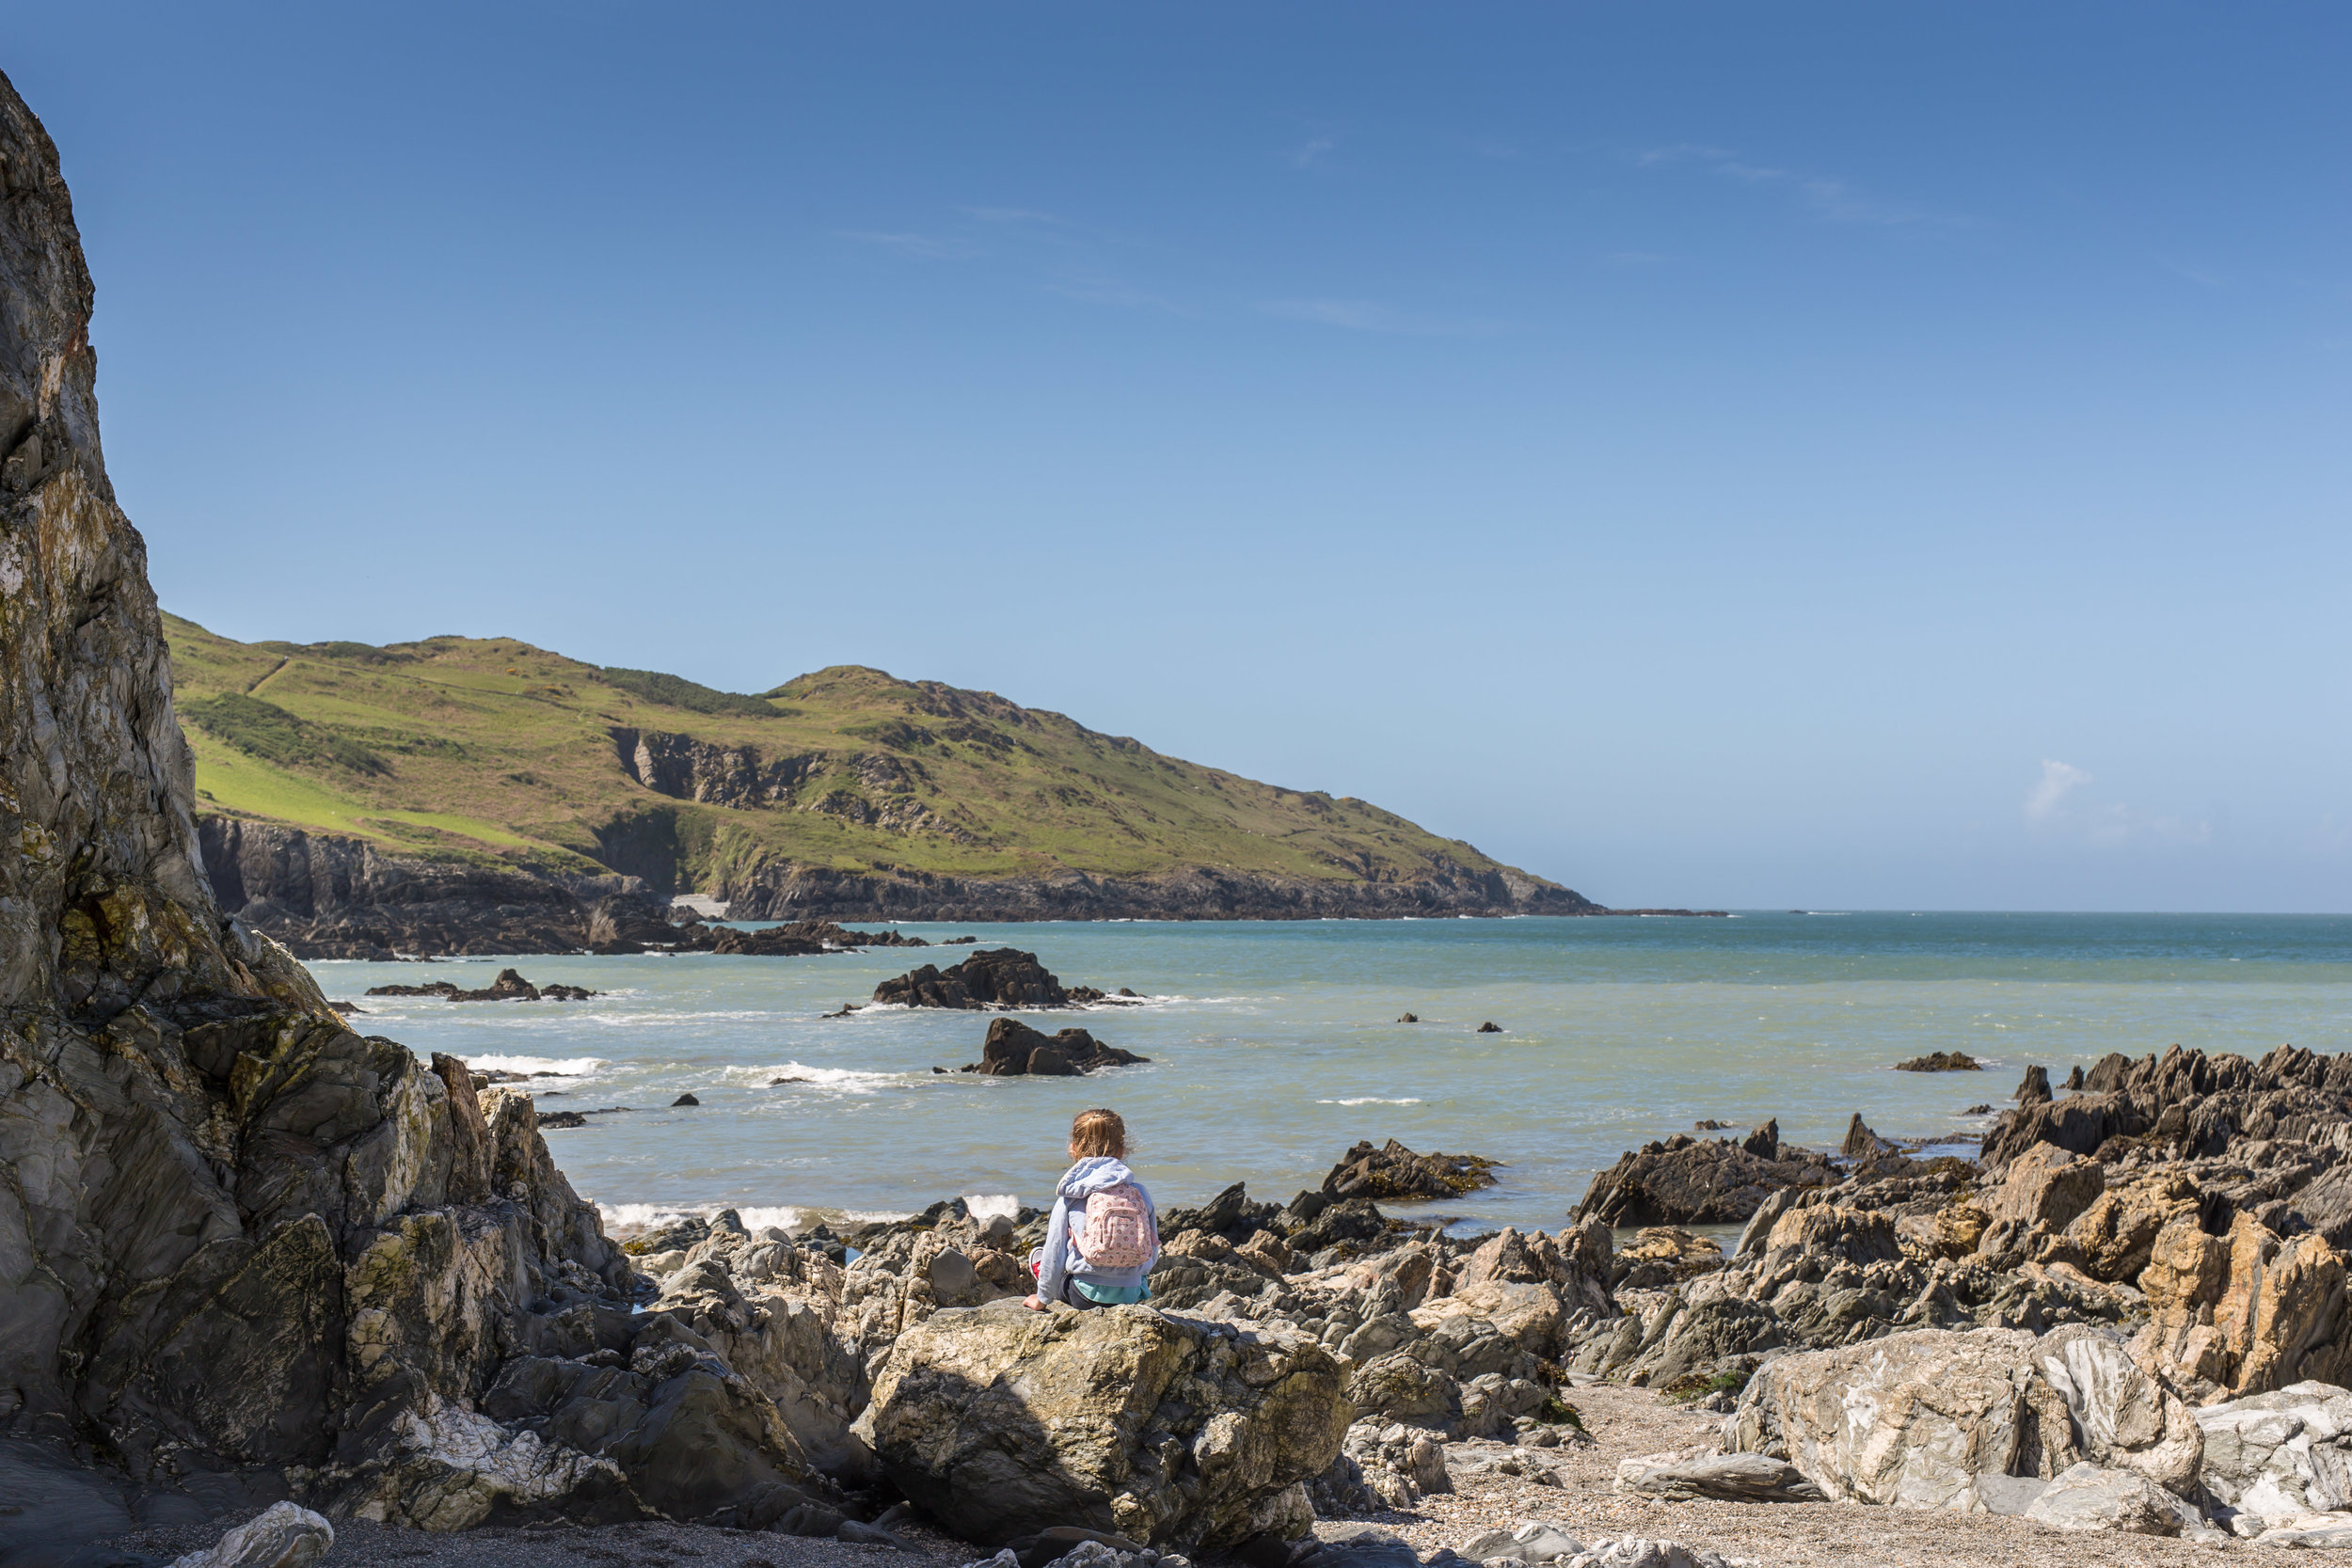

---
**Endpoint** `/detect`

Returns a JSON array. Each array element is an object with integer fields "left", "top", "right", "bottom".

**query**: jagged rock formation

[
  {"left": 873, "top": 948, "right": 1076, "bottom": 1009},
  {"left": 1322, "top": 1140, "right": 1501, "bottom": 1202},
  {"left": 0, "top": 72, "right": 837, "bottom": 1548},
  {"left": 1981, "top": 1042, "right": 2352, "bottom": 1172},
  {"left": 1571, "top": 1121, "right": 1839, "bottom": 1226},
  {"left": 965, "top": 1018, "right": 1149, "bottom": 1075}
]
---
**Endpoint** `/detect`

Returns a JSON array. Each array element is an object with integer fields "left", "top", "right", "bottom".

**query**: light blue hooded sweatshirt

[{"left": 1035, "top": 1155, "right": 1159, "bottom": 1307}]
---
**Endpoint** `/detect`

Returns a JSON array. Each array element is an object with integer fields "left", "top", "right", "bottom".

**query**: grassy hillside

[{"left": 166, "top": 614, "right": 1568, "bottom": 898}]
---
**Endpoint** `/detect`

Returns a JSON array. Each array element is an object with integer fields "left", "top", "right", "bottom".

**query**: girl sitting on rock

[{"left": 1026, "top": 1107, "right": 1160, "bottom": 1309}]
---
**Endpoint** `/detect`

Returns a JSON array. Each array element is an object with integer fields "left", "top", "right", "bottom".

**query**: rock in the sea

[
  {"left": 364, "top": 967, "right": 596, "bottom": 1002},
  {"left": 864, "top": 1301, "right": 1349, "bottom": 1547},
  {"left": 672, "top": 1092, "right": 702, "bottom": 1106},
  {"left": 1838, "top": 1114, "right": 1897, "bottom": 1161},
  {"left": 1323, "top": 1139, "right": 1501, "bottom": 1201},
  {"left": 966, "top": 1017, "right": 1149, "bottom": 1076},
  {"left": 693, "top": 919, "right": 929, "bottom": 957},
  {"left": 2016, "top": 1065, "right": 2053, "bottom": 1107},
  {"left": 1573, "top": 1123, "right": 1837, "bottom": 1226},
  {"left": 2021, "top": 1462, "right": 2181, "bottom": 1535},
  {"left": 168, "top": 1501, "right": 335, "bottom": 1568},
  {"left": 1894, "top": 1052, "right": 1980, "bottom": 1072},
  {"left": 1727, "top": 1324, "right": 2204, "bottom": 1507},
  {"left": 874, "top": 948, "right": 1075, "bottom": 1009}
]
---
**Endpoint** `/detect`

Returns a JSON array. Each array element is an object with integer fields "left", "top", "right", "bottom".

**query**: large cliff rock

[
  {"left": 0, "top": 71, "right": 834, "bottom": 1549},
  {"left": 197, "top": 816, "right": 656, "bottom": 958}
]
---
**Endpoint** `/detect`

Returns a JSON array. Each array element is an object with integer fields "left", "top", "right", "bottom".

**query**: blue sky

[{"left": 11, "top": 4, "right": 2348, "bottom": 911}]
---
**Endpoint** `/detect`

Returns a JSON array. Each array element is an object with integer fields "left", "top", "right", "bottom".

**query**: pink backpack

[{"left": 1075, "top": 1183, "right": 1153, "bottom": 1270}]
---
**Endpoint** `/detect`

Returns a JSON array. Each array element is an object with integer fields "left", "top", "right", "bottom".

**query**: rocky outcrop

[
  {"left": 613, "top": 728, "right": 816, "bottom": 809},
  {"left": 1572, "top": 1123, "right": 1838, "bottom": 1226},
  {"left": 966, "top": 1019, "right": 1149, "bottom": 1076},
  {"left": 692, "top": 919, "right": 928, "bottom": 956},
  {"left": 1893, "top": 1052, "right": 1979, "bottom": 1072},
  {"left": 0, "top": 73, "right": 860, "bottom": 1549},
  {"left": 363, "top": 968, "right": 596, "bottom": 1002},
  {"left": 864, "top": 1302, "right": 1350, "bottom": 1548},
  {"left": 197, "top": 815, "right": 676, "bottom": 958},
  {"left": 1323, "top": 1140, "right": 1501, "bottom": 1202},
  {"left": 874, "top": 949, "right": 1076, "bottom": 1009},
  {"left": 1982, "top": 1042, "right": 2352, "bottom": 1171}
]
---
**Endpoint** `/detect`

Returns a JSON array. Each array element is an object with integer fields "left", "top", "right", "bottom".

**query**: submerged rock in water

[
  {"left": 874, "top": 948, "right": 1075, "bottom": 1009},
  {"left": 966, "top": 1017, "right": 1149, "bottom": 1075},
  {"left": 1894, "top": 1051, "right": 1980, "bottom": 1072}
]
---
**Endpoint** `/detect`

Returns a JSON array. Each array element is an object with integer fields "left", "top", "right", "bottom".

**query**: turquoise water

[{"left": 307, "top": 912, "right": 2352, "bottom": 1234}]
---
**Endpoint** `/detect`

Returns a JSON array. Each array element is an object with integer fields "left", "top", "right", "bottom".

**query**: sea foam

[{"left": 466, "top": 1053, "right": 606, "bottom": 1077}]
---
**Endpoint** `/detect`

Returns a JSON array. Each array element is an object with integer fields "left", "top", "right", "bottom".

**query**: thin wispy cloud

[
  {"left": 1286, "top": 131, "right": 1339, "bottom": 171},
  {"left": 1260, "top": 298, "right": 1508, "bottom": 337},
  {"left": 1632, "top": 143, "right": 1965, "bottom": 228},
  {"left": 2025, "top": 759, "right": 2093, "bottom": 823},
  {"left": 960, "top": 206, "right": 1061, "bottom": 227},
  {"left": 833, "top": 229, "right": 973, "bottom": 260},
  {"left": 2023, "top": 759, "right": 2211, "bottom": 847}
]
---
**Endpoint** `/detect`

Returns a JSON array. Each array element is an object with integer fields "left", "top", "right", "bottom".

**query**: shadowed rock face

[{"left": 0, "top": 71, "right": 831, "bottom": 1539}]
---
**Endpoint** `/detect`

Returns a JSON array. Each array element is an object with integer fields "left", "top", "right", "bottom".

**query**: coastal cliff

[{"left": 162, "top": 615, "right": 1645, "bottom": 947}]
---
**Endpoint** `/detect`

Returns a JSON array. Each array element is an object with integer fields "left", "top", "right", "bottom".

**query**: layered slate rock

[
  {"left": 864, "top": 1301, "right": 1350, "bottom": 1548},
  {"left": 1572, "top": 1122, "right": 1838, "bottom": 1226},
  {"left": 966, "top": 1018, "right": 1149, "bottom": 1076},
  {"left": 1726, "top": 1324, "right": 2204, "bottom": 1509},
  {"left": 873, "top": 948, "right": 1073, "bottom": 1009}
]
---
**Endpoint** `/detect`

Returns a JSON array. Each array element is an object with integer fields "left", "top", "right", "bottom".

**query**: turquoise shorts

[{"left": 1068, "top": 1278, "right": 1151, "bottom": 1307}]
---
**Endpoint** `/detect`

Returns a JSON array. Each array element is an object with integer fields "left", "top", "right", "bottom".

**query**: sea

[{"left": 306, "top": 912, "right": 2352, "bottom": 1240}]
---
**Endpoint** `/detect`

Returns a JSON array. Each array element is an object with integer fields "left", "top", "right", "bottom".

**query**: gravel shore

[
  {"left": 1327, "top": 1382, "right": 2298, "bottom": 1568},
  {"left": 90, "top": 1380, "right": 2303, "bottom": 1568}
]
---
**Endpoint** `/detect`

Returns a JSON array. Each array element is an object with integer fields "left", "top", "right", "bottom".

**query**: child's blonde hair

[{"left": 1070, "top": 1107, "right": 1127, "bottom": 1159}]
